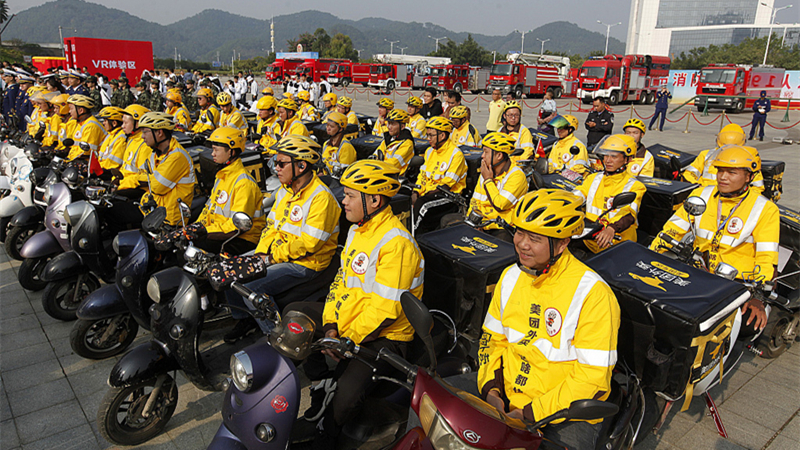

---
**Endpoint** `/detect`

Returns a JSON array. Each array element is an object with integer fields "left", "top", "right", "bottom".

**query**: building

[{"left": 626, "top": 0, "right": 800, "bottom": 57}]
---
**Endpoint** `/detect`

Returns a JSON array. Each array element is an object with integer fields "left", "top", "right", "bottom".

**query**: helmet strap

[{"left": 357, "top": 193, "right": 389, "bottom": 226}]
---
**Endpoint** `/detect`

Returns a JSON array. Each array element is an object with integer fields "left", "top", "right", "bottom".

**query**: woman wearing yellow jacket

[
  {"left": 96, "top": 107, "right": 128, "bottom": 170},
  {"left": 320, "top": 111, "right": 356, "bottom": 175},
  {"left": 254, "top": 95, "right": 280, "bottom": 150},
  {"left": 498, "top": 101, "right": 534, "bottom": 162},
  {"left": 165, "top": 91, "right": 192, "bottom": 130},
  {"left": 191, "top": 88, "right": 220, "bottom": 134},
  {"left": 66, "top": 95, "right": 107, "bottom": 161},
  {"left": 374, "top": 109, "right": 415, "bottom": 175},
  {"left": 217, "top": 92, "right": 247, "bottom": 131},
  {"left": 547, "top": 114, "right": 589, "bottom": 175}
]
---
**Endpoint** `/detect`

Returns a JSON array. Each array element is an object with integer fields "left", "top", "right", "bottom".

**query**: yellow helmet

[
  {"left": 165, "top": 91, "right": 183, "bottom": 104},
  {"left": 386, "top": 109, "right": 409, "bottom": 124},
  {"left": 67, "top": 94, "right": 95, "bottom": 109},
  {"left": 377, "top": 97, "right": 394, "bottom": 109},
  {"left": 481, "top": 132, "right": 517, "bottom": 155},
  {"left": 322, "top": 92, "right": 338, "bottom": 104},
  {"left": 449, "top": 105, "right": 469, "bottom": 120},
  {"left": 549, "top": 114, "right": 579, "bottom": 130},
  {"left": 216, "top": 92, "right": 232, "bottom": 106},
  {"left": 406, "top": 96, "right": 423, "bottom": 108},
  {"left": 137, "top": 112, "right": 176, "bottom": 131},
  {"left": 503, "top": 100, "right": 522, "bottom": 114},
  {"left": 426, "top": 116, "right": 453, "bottom": 133},
  {"left": 261, "top": 86, "right": 274, "bottom": 95},
  {"left": 623, "top": 118, "right": 646, "bottom": 135},
  {"left": 720, "top": 123, "right": 745, "bottom": 135},
  {"left": 297, "top": 90, "right": 311, "bottom": 101},
  {"left": 742, "top": 146, "right": 762, "bottom": 172},
  {"left": 595, "top": 134, "right": 636, "bottom": 158},
  {"left": 341, "top": 160, "right": 401, "bottom": 197},
  {"left": 195, "top": 88, "right": 214, "bottom": 99},
  {"left": 50, "top": 93, "right": 70, "bottom": 115},
  {"left": 272, "top": 135, "right": 321, "bottom": 163},
  {"left": 337, "top": 96, "right": 353, "bottom": 108},
  {"left": 256, "top": 96, "right": 278, "bottom": 111},
  {"left": 325, "top": 111, "right": 347, "bottom": 129},
  {"left": 98, "top": 106, "right": 124, "bottom": 121},
  {"left": 122, "top": 104, "right": 150, "bottom": 121},
  {"left": 716, "top": 129, "right": 746, "bottom": 147},
  {"left": 277, "top": 98, "right": 299, "bottom": 111},
  {"left": 208, "top": 127, "right": 246, "bottom": 152},
  {"left": 513, "top": 189, "right": 585, "bottom": 238},
  {"left": 712, "top": 145, "right": 759, "bottom": 172}
]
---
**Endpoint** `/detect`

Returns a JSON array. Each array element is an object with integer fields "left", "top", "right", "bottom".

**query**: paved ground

[{"left": 1, "top": 85, "right": 799, "bottom": 449}]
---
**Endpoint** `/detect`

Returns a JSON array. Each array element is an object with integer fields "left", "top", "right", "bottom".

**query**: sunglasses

[{"left": 274, "top": 159, "right": 294, "bottom": 169}]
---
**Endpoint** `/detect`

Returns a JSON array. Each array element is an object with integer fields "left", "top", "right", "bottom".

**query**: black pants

[
  {"left": 103, "top": 188, "right": 146, "bottom": 235},
  {"left": 284, "top": 301, "right": 408, "bottom": 436},
  {"left": 649, "top": 107, "right": 667, "bottom": 131},
  {"left": 412, "top": 192, "right": 458, "bottom": 236}
]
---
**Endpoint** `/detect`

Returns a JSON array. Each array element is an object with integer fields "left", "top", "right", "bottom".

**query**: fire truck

[
  {"left": 265, "top": 58, "right": 304, "bottom": 84},
  {"left": 327, "top": 61, "right": 371, "bottom": 87},
  {"left": 296, "top": 58, "right": 347, "bottom": 82},
  {"left": 577, "top": 54, "right": 671, "bottom": 105},
  {"left": 62, "top": 37, "right": 153, "bottom": 83},
  {"left": 369, "top": 54, "right": 451, "bottom": 92},
  {"left": 487, "top": 53, "right": 571, "bottom": 99},
  {"left": 424, "top": 64, "right": 490, "bottom": 94},
  {"left": 695, "top": 63, "right": 785, "bottom": 113}
]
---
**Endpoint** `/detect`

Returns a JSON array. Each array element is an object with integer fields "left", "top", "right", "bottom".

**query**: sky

[{"left": 7, "top": 0, "right": 800, "bottom": 42}]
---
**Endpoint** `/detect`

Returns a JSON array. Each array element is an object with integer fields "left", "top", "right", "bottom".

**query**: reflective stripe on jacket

[
  {"left": 118, "top": 132, "right": 153, "bottom": 190},
  {"left": 98, "top": 128, "right": 127, "bottom": 169},
  {"left": 548, "top": 133, "right": 588, "bottom": 175},
  {"left": 375, "top": 135, "right": 414, "bottom": 175},
  {"left": 68, "top": 116, "right": 107, "bottom": 161},
  {"left": 416, "top": 140, "right": 467, "bottom": 196},
  {"left": 278, "top": 116, "right": 310, "bottom": 138},
  {"left": 450, "top": 122, "right": 481, "bottom": 147},
  {"left": 142, "top": 138, "right": 195, "bottom": 225},
  {"left": 221, "top": 107, "right": 247, "bottom": 131},
  {"left": 322, "top": 139, "right": 357, "bottom": 173},
  {"left": 191, "top": 105, "right": 220, "bottom": 133},
  {"left": 682, "top": 148, "right": 765, "bottom": 194},
  {"left": 469, "top": 165, "right": 528, "bottom": 230},
  {"left": 197, "top": 158, "right": 265, "bottom": 243}
]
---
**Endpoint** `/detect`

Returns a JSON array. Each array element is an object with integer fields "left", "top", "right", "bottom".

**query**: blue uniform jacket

[{"left": 752, "top": 98, "right": 771, "bottom": 117}]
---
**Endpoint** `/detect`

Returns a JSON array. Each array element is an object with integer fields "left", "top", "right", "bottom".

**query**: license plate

[{"left": 707, "top": 98, "right": 717, "bottom": 102}]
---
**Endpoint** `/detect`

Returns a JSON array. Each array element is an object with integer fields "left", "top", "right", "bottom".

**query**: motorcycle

[{"left": 0, "top": 147, "right": 35, "bottom": 257}]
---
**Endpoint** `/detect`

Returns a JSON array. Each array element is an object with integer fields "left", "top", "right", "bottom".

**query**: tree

[
  {"left": 327, "top": 34, "right": 359, "bottom": 61},
  {"left": 672, "top": 35, "right": 799, "bottom": 70},
  {"left": 428, "top": 34, "right": 492, "bottom": 66},
  {"left": 0, "top": 0, "right": 10, "bottom": 45}
]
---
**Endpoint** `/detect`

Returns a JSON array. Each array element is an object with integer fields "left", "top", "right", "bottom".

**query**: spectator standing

[
  {"left": 486, "top": 87, "right": 505, "bottom": 132},
  {"left": 585, "top": 97, "right": 614, "bottom": 146}
]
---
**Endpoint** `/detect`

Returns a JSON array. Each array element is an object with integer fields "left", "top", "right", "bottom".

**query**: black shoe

[
  {"left": 748, "top": 136, "right": 755, "bottom": 140},
  {"left": 759, "top": 137, "right": 764, "bottom": 141},
  {"left": 304, "top": 378, "right": 337, "bottom": 421},
  {"left": 224, "top": 318, "right": 258, "bottom": 344}
]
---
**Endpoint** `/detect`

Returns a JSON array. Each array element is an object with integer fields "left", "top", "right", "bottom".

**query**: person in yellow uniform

[
  {"left": 222, "top": 136, "right": 341, "bottom": 342},
  {"left": 371, "top": 97, "right": 394, "bottom": 136},
  {"left": 321, "top": 111, "right": 357, "bottom": 176},
  {"left": 622, "top": 118, "right": 654, "bottom": 177},
  {"left": 449, "top": 105, "right": 481, "bottom": 147},
  {"left": 26, "top": 87, "right": 46, "bottom": 137},
  {"left": 478, "top": 189, "right": 620, "bottom": 449},
  {"left": 190, "top": 88, "right": 220, "bottom": 134},
  {"left": 28, "top": 90, "right": 52, "bottom": 144},
  {"left": 165, "top": 91, "right": 192, "bottom": 131},
  {"left": 547, "top": 114, "right": 589, "bottom": 175},
  {"left": 39, "top": 93, "right": 68, "bottom": 151},
  {"left": 276, "top": 98, "right": 310, "bottom": 139},
  {"left": 320, "top": 92, "right": 338, "bottom": 123},
  {"left": 53, "top": 94, "right": 76, "bottom": 155},
  {"left": 572, "top": 134, "right": 646, "bottom": 254},
  {"left": 66, "top": 94, "right": 107, "bottom": 161},
  {"left": 498, "top": 101, "right": 534, "bottom": 162},
  {"left": 374, "top": 109, "right": 415, "bottom": 175},
  {"left": 412, "top": 116, "right": 468, "bottom": 235},
  {"left": 466, "top": 132, "right": 528, "bottom": 241},
  {"left": 485, "top": 87, "right": 505, "bottom": 132},
  {"left": 253, "top": 95, "right": 280, "bottom": 150},
  {"left": 406, "top": 96, "right": 426, "bottom": 139},
  {"left": 96, "top": 107, "right": 128, "bottom": 170},
  {"left": 297, "top": 90, "right": 318, "bottom": 121},
  {"left": 650, "top": 145, "right": 779, "bottom": 336},
  {"left": 283, "top": 160, "right": 424, "bottom": 444},
  {"left": 116, "top": 105, "right": 152, "bottom": 191},
  {"left": 217, "top": 92, "right": 247, "bottom": 131}
]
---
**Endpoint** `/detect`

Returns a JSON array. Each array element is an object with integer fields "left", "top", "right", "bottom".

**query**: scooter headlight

[
  {"left": 230, "top": 351, "right": 254, "bottom": 392},
  {"left": 44, "top": 184, "right": 53, "bottom": 204},
  {"left": 146, "top": 277, "right": 161, "bottom": 303}
]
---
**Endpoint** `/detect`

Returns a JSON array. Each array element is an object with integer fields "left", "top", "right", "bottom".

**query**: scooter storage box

[
  {"left": 760, "top": 160, "right": 784, "bottom": 202},
  {"left": 636, "top": 177, "right": 698, "bottom": 244},
  {"left": 198, "top": 148, "right": 265, "bottom": 193},
  {"left": 350, "top": 135, "right": 382, "bottom": 160},
  {"left": 776, "top": 205, "right": 800, "bottom": 294},
  {"left": 541, "top": 173, "right": 580, "bottom": 191},
  {"left": 649, "top": 144, "right": 696, "bottom": 180},
  {"left": 585, "top": 241, "right": 749, "bottom": 400},
  {"left": 460, "top": 146, "right": 482, "bottom": 196},
  {"left": 417, "top": 224, "right": 517, "bottom": 337}
]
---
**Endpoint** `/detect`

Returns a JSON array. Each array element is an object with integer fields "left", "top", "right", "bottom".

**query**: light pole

[
  {"left": 428, "top": 36, "right": 448, "bottom": 52},
  {"left": 514, "top": 29, "right": 533, "bottom": 54},
  {"left": 597, "top": 20, "right": 622, "bottom": 55},
  {"left": 356, "top": 49, "right": 364, "bottom": 59},
  {"left": 761, "top": 3, "right": 793, "bottom": 64},
  {"left": 398, "top": 46, "right": 408, "bottom": 55},
  {"left": 385, "top": 39, "right": 400, "bottom": 55},
  {"left": 536, "top": 38, "right": 550, "bottom": 55}
]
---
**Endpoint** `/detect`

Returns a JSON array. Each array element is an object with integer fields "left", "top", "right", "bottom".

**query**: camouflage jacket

[
  {"left": 88, "top": 88, "right": 103, "bottom": 114},
  {"left": 111, "top": 89, "right": 135, "bottom": 108}
]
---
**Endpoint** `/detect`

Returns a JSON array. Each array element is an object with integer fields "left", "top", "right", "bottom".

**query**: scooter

[{"left": 0, "top": 148, "right": 35, "bottom": 257}]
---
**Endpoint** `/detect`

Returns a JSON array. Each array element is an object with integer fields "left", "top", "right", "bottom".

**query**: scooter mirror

[
  {"left": 683, "top": 196, "right": 706, "bottom": 216},
  {"left": 534, "top": 158, "right": 548, "bottom": 175},
  {"left": 231, "top": 212, "right": 253, "bottom": 233},
  {"left": 569, "top": 145, "right": 581, "bottom": 156},
  {"left": 25, "top": 115, "right": 32, "bottom": 124},
  {"left": 610, "top": 192, "right": 637, "bottom": 210},
  {"left": 178, "top": 199, "right": 191, "bottom": 220},
  {"left": 531, "top": 170, "right": 544, "bottom": 190},
  {"left": 714, "top": 262, "right": 739, "bottom": 281},
  {"left": 510, "top": 148, "right": 525, "bottom": 157},
  {"left": 400, "top": 291, "right": 436, "bottom": 370},
  {"left": 567, "top": 399, "right": 619, "bottom": 421}
]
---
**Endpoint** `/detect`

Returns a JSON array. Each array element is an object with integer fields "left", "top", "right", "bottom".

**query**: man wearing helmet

[
  {"left": 222, "top": 136, "right": 340, "bottom": 342},
  {"left": 321, "top": 112, "right": 356, "bottom": 175},
  {"left": 406, "top": 96, "right": 426, "bottom": 138},
  {"left": 683, "top": 124, "right": 765, "bottom": 195},
  {"left": 585, "top": 97, "right": 614, "bottom": 146},
  {"left": 66, "top": 95, "right": 107, "bottom": 162},
  {"left": 479, "top": 189, "right": 620, "bottom": 449},
  {"left": 165, "top": 91, "right": 192, "bottom": 130},
  {"left": 253, "top": 95, "right": 280, "bottom": 150},
  {"left": 622, "top": 118, "right": 654, "bottom": 177},
  {"left": 498, "top": 101, "right": 534, "bottom": 162},
  {"left": 277, "top": 98, "right": 310, "bottom": 139},
  {"left": 96, "top": 107, "right": 128, "bottom": 170},
  {"left": 217, "top": 92, "right": 247, "bottom": 131},
  {"left": 191, "top": 88, "right": 221, "bottom": 134},
  {"left": 336, "top": 96, "right": 360, "bottom": 127},
  {"left": 44, "top": 94, "right": 73, "bottom": 153},
  {"left": 284, "top": 160, "right": 424, "bottom": 449},
  {"left": 449, "top": 105, "right": 481, "bottom": 147},
  {"left": 547, "top": 114, "right": 589, "bottom": 175},
  {"left": 650, "top": 145, "right": 779, "bottom": 334},
  {"left": 372, "top": 97, "right": 394, "bottom": 136},
  {"left": 320, "top": 92, "right": 338, "bottom": 123},
  {"left": 117, "top": 105, "right": 153, "bottom": 191},
  {"left": 572, "top": 134, "right": 646, "bottom": 253},
  {"left": 297, "top": 90, "right": 318, "bottom": 121},
  {"left": 375, "top": 109, "right": 415, "bottom": 174}
]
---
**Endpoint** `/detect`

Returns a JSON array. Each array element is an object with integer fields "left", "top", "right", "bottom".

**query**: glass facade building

[{"left": 656, "top": 0, "right": 759, "bottom": 28}]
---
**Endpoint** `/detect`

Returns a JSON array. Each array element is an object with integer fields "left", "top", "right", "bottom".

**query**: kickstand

[
  {"left": 653, "top": 399, "right": 674, "bottom": 433},
  {"left": 703, "top": 392, "right": 728, "bottom": 438}
]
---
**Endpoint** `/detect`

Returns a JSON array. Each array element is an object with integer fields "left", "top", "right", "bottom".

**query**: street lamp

[
  {"left": 597, "top": 20, "right": 622, "bottom": 55},
  {"left": 398, "top": 46, "right": 408, "bottom": 55},
  {"left": 761, "top": 2, "right": 793, "bottom": 64},
  {"left": 428, "top": 36, "right": 448, "bottom": 52},
  {"left": 356, "top": 49, "right": 364, "bottom": 59},
  {"left": 536, "top": 38, "right": 550, "bottom": 55},
  {"left": 385, "top": 39, "right": 400, "bottom": 55},
  {"left": 514, "top": 29, "right": 534, "bottom": 54}
]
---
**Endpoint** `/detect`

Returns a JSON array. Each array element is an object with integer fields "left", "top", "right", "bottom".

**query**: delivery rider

[
  {"left": 116, "top": 105, "right": 152, "bottom": 192},
  {"left": 191, "top": 88, "right": 221, "bottom": 134},
  {"left": 406, "top": 96, "right": 426, "bottom": 139},
  {"left": 547, "top": 114, "right": 589, "bottom": 175},
  {"left": 253, "top": 95, "right": 280, "bottom": 150},
  {"left": 96, "top": 107, "right": 128, "bottom": 170},
  {"left": 217, "top": 92, "right": 247, "bottom": 131},
  {"left": 449, "top": 105, "right": 481, "bottom": 147},
  {"left": 479, "top": 189, "right": 620, "bottom": 449},
  {"left": 498, "top": 101, "right": 534, "bottom": 162},
  {"left": 320, "top": 92, "right": 338, "bottom": 123},
  {"left": 297, "top": 90, "right": 318, "bottom": 121},
  {"left": 276, "top": 98, "right": 310, "bottom": 138},
  {"left": 374, "top": 109, "right": 415, "bottom": 175},
  {"left": 321, "top": 111, "right": 357, "bottom": 175},
  {"left": 336, "top": 96, "right": 360, "bottom": 140},
  {"left": 65, "top": 94, "right": 107, "bottom": 161},
  {"left": 372, "top": 97, "right": 394, "bottom": 136},
  {"left": 650, "top": 145, "right": 779, "bottom": 334},
  {"left": 49, "top": 94, "right": 75, "bottom": 154},
  {"left": 572, "top": 134, "right": 646, "bottom": 254},
  {"left": 622, "top": 118, "right": 654, "bottom": 177},
  {"left": 165, "top": 91, "right": 192, "bottom": 130}
]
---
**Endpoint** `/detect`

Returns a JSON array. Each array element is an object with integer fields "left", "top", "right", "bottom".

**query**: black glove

[
  {"left": 184, "top": 222, "right": 207, "bottom": 241},
  {"left": 207, "top": 254, "right": 268, "bottom": 291},
  {"left": 34, "top": 127, "right": 45, "bottom": 142},
  {"left": 62, "top": 138, "right": 74, "bottom": 148}
]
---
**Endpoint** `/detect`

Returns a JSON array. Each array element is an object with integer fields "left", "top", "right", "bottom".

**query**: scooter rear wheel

[
  {"left": 41, "top": 274, "right": 100, "bottom": 321},
  {"left": 70, "top": 315, "right": 140, "bottom": 360},
  {"left": 755, "top": 311, "right": 792, "bottom": 359},
  {"left": 5, "top": 224, "right": 37, "bottom": 261},
  {"left": 18, "top": 257, "right": 50, "bottom": 291},
  {"left": 98, "top": 374, "right": 178, "bottom": 446}
]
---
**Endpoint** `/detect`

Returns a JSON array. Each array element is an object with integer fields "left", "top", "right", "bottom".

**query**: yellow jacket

[
  {"left": 27, "top": 106, "right": 42, "bottom": 136},
  {"left": 142, "top": 138, "right": 196, "bottom": 226},
  {"left": 191, "top": 105, "right": 221, "bottom": 133},
  {"left": 682, "top": 148, "right": 765, "bottom": 195},
  {"left": 649, "top": 185, "right": 779, "bottom": 280},
  {"left": 628, "top": 146, "right": 655, "bottom": 178},
  {"left": 486, "top": 99, "right": 506, "bottom": 132},
  {"left": 478, "top": 250, "right": 620, "bottom": 423},
  {"left": 408, "top": 113, "right": 426, "bottom": 139},
  {"left": 372, "top": 117, "right": 389, "bottom": 136},
  {"left": 220, "top": 107, "right": 247, "bottom": 131},
  {"left": 322, "top": 139, "right": 357, "bottom": 173},
  {"left": 98, "top": 128, "right": 128, "bottom": 170},
  {"left": 376, "top": 133, "right": 415, "bottom": 175},
  {"left": 167, "top": 105, "right": 192, "bottom": 130},
  {"left": 57, "top": 118, "right": 77, "bottom": 151},
  {"left": 416, "top": 140, "right": 467, "bottom": 196},
  {"left": 42, "top": 115, "right": 63, "bottom": 148},
  {"left": 450, "top": 121, "right": 481, "bottom": 147},
  {"left": 257, "top": 115, "right": 279, "bottom": 149},
  {"left": 322, "top": 207, "right": 424, "bottom": 344},
  {"left": 197, "top": 158, "right": 265, "bottom": 243},
  {"left": 468, "top": 165, "right": 528, "bottom": 230},
  {"left": 320, "top": 109, "right": 336, "bottom": 123},
  {"left": 548, "top": 133, "right": 588, "bottom": 175},
  {"left": 504, "top": 124, "right": 534, "bottom": 162},
  {"left": 573, "top": 171, "right": 646, "bottom": 253},
  {"left": 255, "top": 174, "right": 340, "bottom": 271},
  {"left": 68, "top": 116, "right": 107, "bottom": 161},
  {"left": 277, "top": 116, "right": 310, "bottom": 139},
  {"left": 118, "top": 131, "right": 153, "bottom": 190},
  {"left": 299, "top": 103, "right": 318, "bottom": 121},
  {"left": 345, "top": 111, "right": 360, "bottom": 140}
]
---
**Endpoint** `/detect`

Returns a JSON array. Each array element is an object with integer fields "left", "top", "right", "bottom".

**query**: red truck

[
  {"left": 577, "top": 54, "right": 671, "bottom": 105},
  {"left": 488, "top": 53, "right": 571, "bottom": 99},
  {"left": 694, "top": 63, "right": 785, "bottom": 113},
  {"left": 327, "top": 61, "right": 371, "bottom": 87},
  {"left": 296, "top": 58, "right": 347, "bottom": 83},
  {"left": 265, "top": 58, "right": 304, "bottom": 84},
  {"left": 32, "top": 56, "right": 67, "bottom": 73},
  {"left": 368, "top": 64, "right": 413, "bottom": 92},
  {"left": 63, "top": 37, "right": 153, "bottom": 83}
]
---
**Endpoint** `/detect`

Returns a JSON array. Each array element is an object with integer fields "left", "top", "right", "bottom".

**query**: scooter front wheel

[
  {"left": 4, "top": 224, "right": 38, "bottom": 261},
  {"left": 18, "top": 257, "right": 50, "bottom": 291},
  {"left": 755, "top": 311, "right": 793, "bottom": 359},
  {"left": 41, "top": 274, "right": 100, "bottom": 321},
  {"left": 70, "top": 315, "right": 140, "bottom": 360},
  {"left": 98, "top": 374, "right": 178, "bottom": 446}
]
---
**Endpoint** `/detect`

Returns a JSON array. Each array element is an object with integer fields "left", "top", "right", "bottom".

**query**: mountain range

[{"left": 5, "top": 0, "right": 626, "bottom": 62}]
